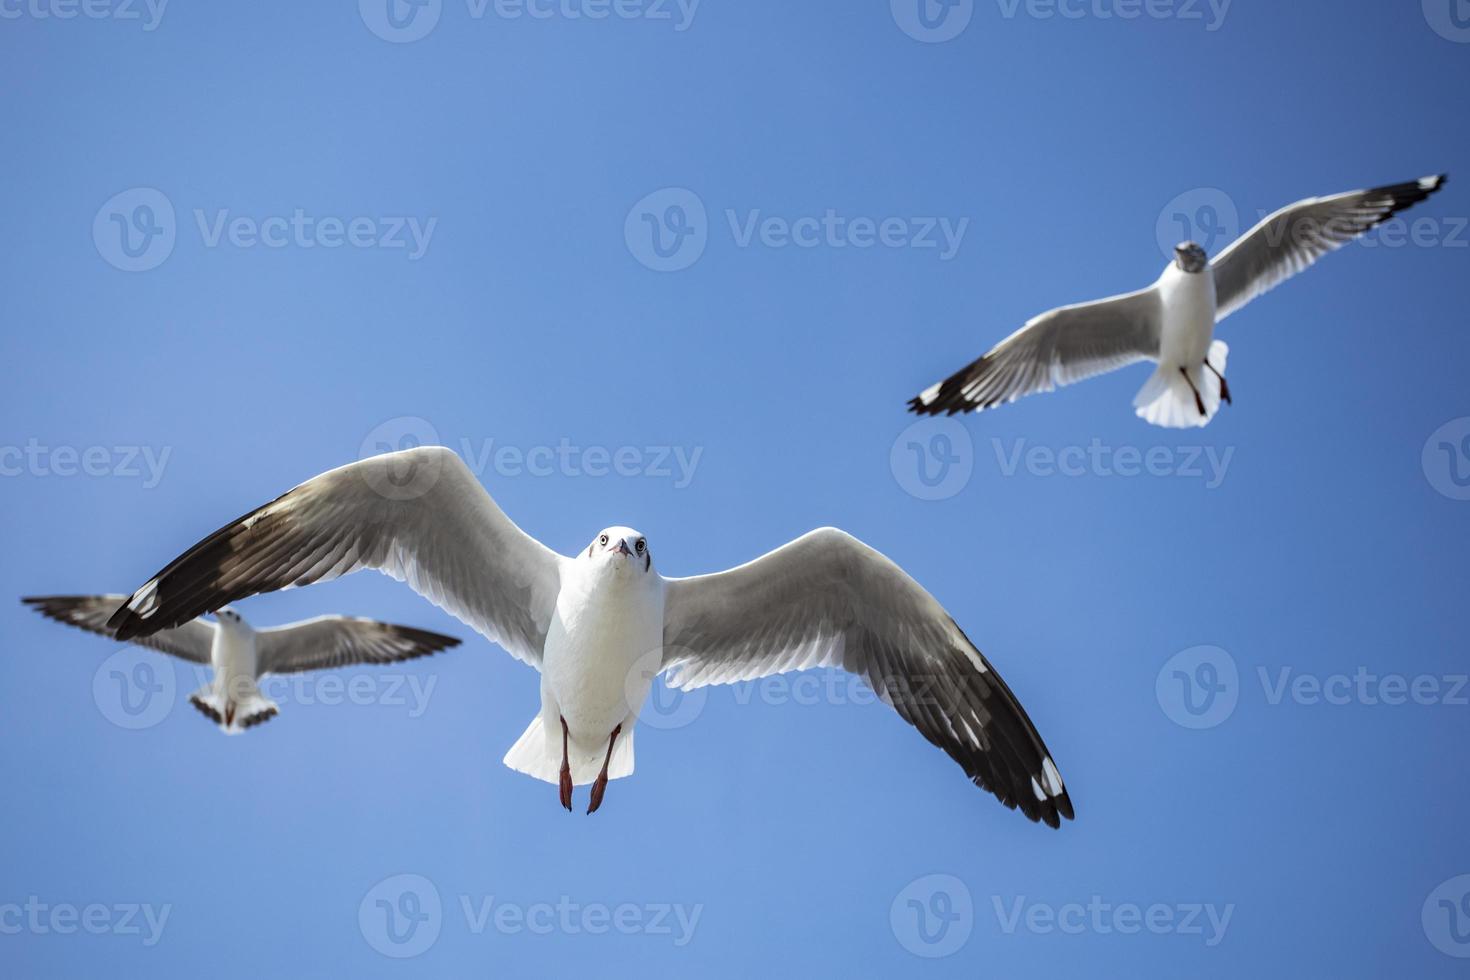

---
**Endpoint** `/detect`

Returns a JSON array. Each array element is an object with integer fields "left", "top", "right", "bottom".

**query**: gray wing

[
  {"left": 1212, "top": 174, "right": 1447, "bottom": 321},
  {"left": 256, "top": 616, "right": 461, "bottom": 675},
  {"left": 909, "top": 286, "right": 1161, "bottom": 416},
  {"left": 22, "top": 594, "right": 215, "bottom": 664},
  {"left": 106, "top": 447, "right": 565, "bottom": 669},
  {"left": 660, "top": 528, "right": 1074, "bottom": 828}
]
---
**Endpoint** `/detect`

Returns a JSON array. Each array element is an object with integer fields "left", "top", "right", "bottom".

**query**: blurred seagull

[
  {"left": 909, "top": 175, "right": 1447, "bottom": 427},
  {"left": 105, "top": 447, "right": 1074, "bottom": 826},
  {"left": 24, "top": 595, "right": 460, "bottom": 733}
]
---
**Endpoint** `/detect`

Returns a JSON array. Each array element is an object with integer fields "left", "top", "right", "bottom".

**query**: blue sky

[{"left": 2, "top": 1, "right": 1468, "bottom": 976}]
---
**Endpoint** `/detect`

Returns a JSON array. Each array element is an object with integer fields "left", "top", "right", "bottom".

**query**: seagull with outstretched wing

[
  {"left": 105, "top": 447, "right": 1074, "bottom": 826},
  {"left": 910, "top": 175, "right": 1446, "bottom": 427},
  {"left": 24, "top": 594, "right": 460, "bottom": 733}
]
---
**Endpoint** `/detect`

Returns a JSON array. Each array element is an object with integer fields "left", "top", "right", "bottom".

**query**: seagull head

[
  {"left": 586, "top": 526, "right": 652, "bottom": 573},
  {"left": 214, "top": 606, "right": 246, "bottom": 629},
  {"left": 1174, "top": 241, "right": 1209, "bottom": 274}
]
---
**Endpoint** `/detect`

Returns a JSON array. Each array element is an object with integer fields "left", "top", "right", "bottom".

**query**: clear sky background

[{"left": 2, "top": 1, "right": 1468, "bottom": 977}]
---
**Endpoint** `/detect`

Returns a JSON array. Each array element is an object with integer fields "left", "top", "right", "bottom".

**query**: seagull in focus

[
  {"left": 24, "top": 595, "right": 460, "bottom": 733},
  {"left": 909, "top": 175, "right": 1447, "bottom": 427},
  {"left": 104, "top": 447, "right": 1074, "bottom": 826}
]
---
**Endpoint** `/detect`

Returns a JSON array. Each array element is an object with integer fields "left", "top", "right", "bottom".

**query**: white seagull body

[
  {"left": 910, "top": 175, "right": 1446, "bottom": 427},
  {"left": 106, "top": 447, "right": 1073, "bottom": 825},
  {"left": 24, "top": 595, "right": 460, "bottom": 733}
]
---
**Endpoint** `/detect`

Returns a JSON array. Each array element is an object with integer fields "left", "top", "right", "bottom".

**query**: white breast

[
  {"left": 1156, "top": 264, "right": 1218, "bottom": 368},
  {"left": 541, "top": 564, "right": 665, "bottom": 742}
]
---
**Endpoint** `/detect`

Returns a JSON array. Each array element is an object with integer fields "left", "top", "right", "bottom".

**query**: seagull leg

[
  {"left": 559, "top": 716, "right": 573, "bottom": 812},
  {"left": 1204, "top": 360, "right": 1232, "bottom": 405},
  {"left": 1178, "top": 366, "right": 1206, "bottom": 417},
  {"left": 586, "top": 724, "right": 623, "bottom": 816}
]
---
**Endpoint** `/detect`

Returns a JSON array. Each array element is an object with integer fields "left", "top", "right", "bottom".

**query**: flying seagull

[
  {"left": 24, "top": 595, "right": 460, "bottom": 733},
  {"left": 909, "top": 174, "right": 1447, "bottom": 427},
  {"left": 105, "top": 447, "right": 1074, "bottom": 826}
]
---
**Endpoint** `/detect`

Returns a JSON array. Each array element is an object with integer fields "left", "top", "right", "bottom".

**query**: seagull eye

[
  {"left": 636, "top": 539, "right": 646, "bottom": 554},
  {"left": 599, "top": 534, "right": 608, "bottom": 547}
]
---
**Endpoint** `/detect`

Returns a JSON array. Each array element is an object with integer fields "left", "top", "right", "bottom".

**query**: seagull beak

[{"left": 615, "top": 539, "right": 632, "bottom": 556}]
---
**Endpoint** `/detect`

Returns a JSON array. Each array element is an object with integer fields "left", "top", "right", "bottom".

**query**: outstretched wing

[
  {"left": 661, "top": 528, "right": 1074, "bottom": 828},
  {"left": 23, "top": 594, "right": 215, "bottom": 664},
  {"left": 107, "top": 447, "right": 565, "bottom": 668},
  {"left": 257, "top": 616, "right": 461, "bottom": 674},
  {"left": 909, "top": 287, "right": 1161, "bottom": 417},
  {"left": 1212, "top": 174, "right": 1447, "bottom": 321}
]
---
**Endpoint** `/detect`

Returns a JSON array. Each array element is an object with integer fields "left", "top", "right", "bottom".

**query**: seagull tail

[
  {"left": 1134, "top": 340, "right": 1228, "bottom": 429},
  {"left": 503, "top": 714, "right": 636, "bottom": 785},
  {"left": 188, "top": 681, "right": 278, "bottom": 735}
]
